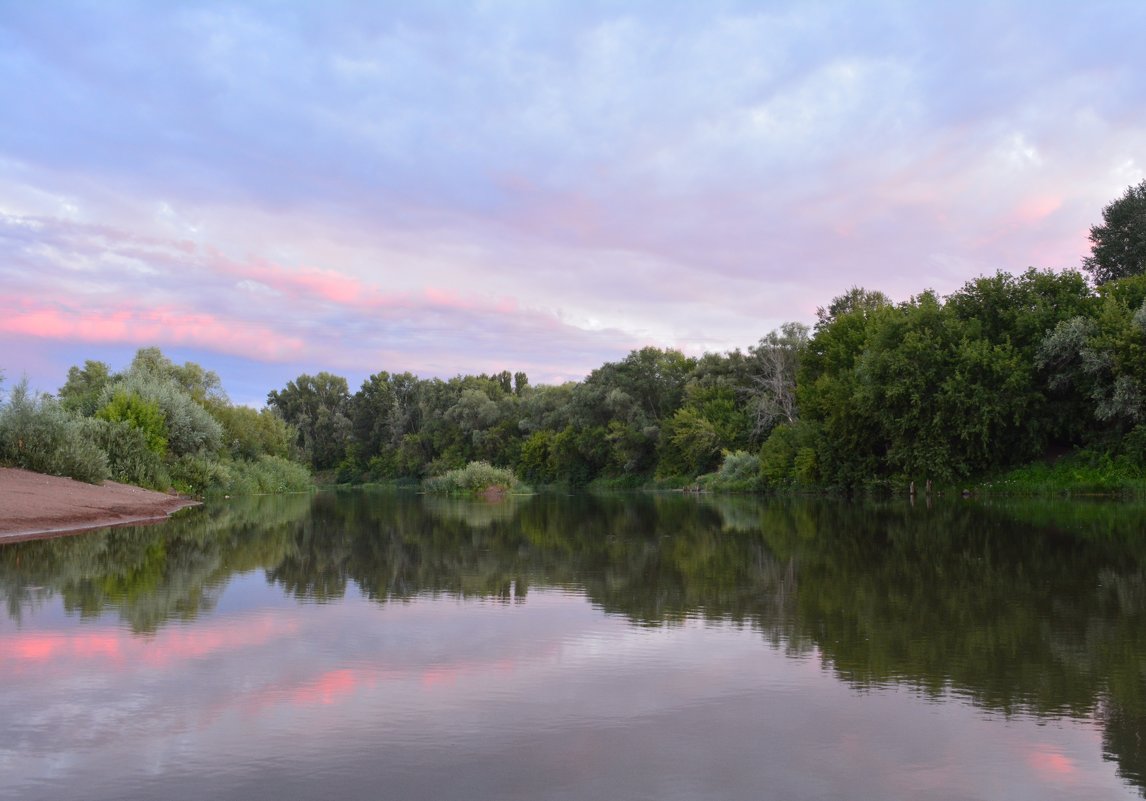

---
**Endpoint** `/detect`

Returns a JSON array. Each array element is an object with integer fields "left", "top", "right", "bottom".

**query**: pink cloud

[
  {"left": 207, "top": 252, "right": 533, "bottom": 321},
  {"left": 0, "top": 212, "right": 656, "bottom": 387},
  {"left": 289, "top": 267, "right": 369, "bottom": 304},
  {"left": 0, "top": 301, "right": 306, "bottom": 361},
  {"left": 423, "top": 286, "right": 475, "bottom": 311},
  {"left": 1013, "top": 194, "right": 1064, "bottom": 225},
  {"left": 236, "top": 256, "right": 393, "bottom": 307}
]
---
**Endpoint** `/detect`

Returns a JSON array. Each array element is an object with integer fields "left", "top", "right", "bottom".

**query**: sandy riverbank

[{"left": 0, "top": 467, "right": 199, "bottom": 542}]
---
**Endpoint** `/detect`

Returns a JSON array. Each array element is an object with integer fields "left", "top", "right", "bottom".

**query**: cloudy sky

[{"left": 2, "top": 1, "right": 1144, "bottom": 404}]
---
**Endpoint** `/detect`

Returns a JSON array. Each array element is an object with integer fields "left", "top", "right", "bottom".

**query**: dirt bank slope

[{"left": 0, "top": 467, "right": 198, "bottom": 542}]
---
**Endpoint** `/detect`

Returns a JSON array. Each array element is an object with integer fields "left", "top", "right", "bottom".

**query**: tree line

[
  {"left": 268, "top": 180, "right": 1146, "bottom": 491},
  {"left": 0, "top": 347, "right": 309, "bottom": 495},
  {"left": 269, "top": 267, "right": 1146, "bottom": 490},
  {"left": 4, "top": 179, "right": 1145, "bottom": 493}
]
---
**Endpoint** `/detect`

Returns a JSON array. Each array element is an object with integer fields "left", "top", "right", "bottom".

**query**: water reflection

[{"left": 2, "top": 491, "right": 1145, "bottom": 798}]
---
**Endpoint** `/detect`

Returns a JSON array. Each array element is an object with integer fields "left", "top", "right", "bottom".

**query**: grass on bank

[
  {"left": 422, "top": 461, "right": 530, "bottom": 496},
  {"left": 975, "top": 450, "right": 1146, "bottom": 497},
  {"left": 695, "top": 450, "right": 764, "bottom": 493},
  {"left": 356, "top": 447, "right": 1146, "bottom": 499}
]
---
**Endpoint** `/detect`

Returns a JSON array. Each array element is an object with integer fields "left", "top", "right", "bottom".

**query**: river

[{"left": 1, "top": 490, "right": 1143, "bottom": 800}]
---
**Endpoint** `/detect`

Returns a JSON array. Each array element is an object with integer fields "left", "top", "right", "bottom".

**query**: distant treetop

[{"left": 1083, "top": 179, "right": 1146, "bottom": 284}]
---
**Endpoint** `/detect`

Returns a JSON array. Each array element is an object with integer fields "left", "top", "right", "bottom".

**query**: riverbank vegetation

[
  {"left": 5, "top": 181, "right": 1146, "bottom": 496},
  {"left": 261, "top": 267, "right": 1146, "bottom": 495},
  {"left": 263, "top": 181, "right": 1146, "bottom": 495},
  {"left": 0, "top": 348, "right": 310, "bottom": 497},
  {"left": 422, "top": 460, "right": 528, "bottom": 496}
]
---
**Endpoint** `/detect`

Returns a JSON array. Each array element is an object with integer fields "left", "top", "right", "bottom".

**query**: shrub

[
  {"left": 105, "top": 371, "right": 223, "bottom": 456},
  {"left": 244, "top": 455, "right": 311, "bottom": 494},
  {"left": 423, "top": 460, "right": 525, "bottom": 495},
  {"left": 759, "top": 425, "right": 798, "bottom": 486},
  {"left": 793, "top": 447, "right": 819, "bottom": 485},
  {"left": 96, "top": 390, "right": 169, "bottom": 455},
  {"left": 0, "top": 381, "right": 109, "bottom": 483},
  {"left": 89, "top": 418, "right": 172, "bottom": 490},
  {"left": 169, "top": 453, "right": 229, "bottom": 496},
  {"left": 697, "top": 450, "right": 762, "bottom": 492},
  {"left": 759, "top": 421, "right": 819, "bottom": 488},
  {"left": 172, "top": 453, "right": 311, "bottom": 497}
]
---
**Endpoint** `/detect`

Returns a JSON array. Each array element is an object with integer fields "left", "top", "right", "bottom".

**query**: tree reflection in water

[{"left": 2, "top": 490, "right": 1144, "bottom": 791}]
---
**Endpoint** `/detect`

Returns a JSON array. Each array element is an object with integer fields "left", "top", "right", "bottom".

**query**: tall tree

[
  {"left": 58, "top": 360, "right": 113, "bottom": 416},
  {"left": 1084, "top": 180, "right": 1146, "bottom": 284},
  {"left": 747, "top": 322, "right": 809, "bottom": 436},
  {"left": 267, "top": 372, "right": 352, "bottom": 469}
]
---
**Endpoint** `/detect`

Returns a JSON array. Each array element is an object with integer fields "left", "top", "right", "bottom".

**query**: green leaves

[
  {"left": 267, "top": 372, "right": 352, "bottom": 470},
  {"left": 97, "top": 390, "right": 168, "bottom": 456},
  {"left": 37, "top": 347, "right": 313, "bottom": 494},
  {"left": 797, "top": 274, "right": 1097, "bottom": 487},
  {"left": 1084, "top": 179, "right": 1146, "bottom": 284}
]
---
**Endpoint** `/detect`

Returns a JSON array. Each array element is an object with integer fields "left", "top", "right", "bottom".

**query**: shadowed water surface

[{"left": 1, "top": 490, "right": 1145, "bottom": 800}]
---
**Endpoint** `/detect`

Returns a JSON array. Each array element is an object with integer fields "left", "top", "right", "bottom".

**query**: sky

[{"left": 2, "top": 1, "right": 1145, "bottom": 406}]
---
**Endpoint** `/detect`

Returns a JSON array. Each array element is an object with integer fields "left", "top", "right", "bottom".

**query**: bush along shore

[
  {"left": 422, "top": 461, "right": 530, "bottom": 498},
  {"left": 0, "top": 348, "right": 310, "bottom": 498}
]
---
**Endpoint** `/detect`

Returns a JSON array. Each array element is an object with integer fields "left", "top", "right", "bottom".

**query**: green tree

[
  {"left": 129, "top": 347, "right": 227, "bottom": 404},
  {"left": 1084, "top": 180, "right": 1146, "bottom": 284},
  {"left": 58, "top": 360, "right": 113, "bottom": 416},
  {"left": 211, "top": 404, "right": 295, "bottom": 460},
  {"left": 759, "top": 420, "right": 819, "bottom": 487},
  {"left": 267, "top": 372, "right": 352, "bottom": 470},
  {"left": 1038, "top": 277, "right": 1146, "bottom": 436},
  {"left": 658, "top": 384, "right": 750, "bottom": 478},
  {"left": 518, "top": 430, "right": 556, "bottom": 483},
  {"left": 567, "top": 347, "right": 695, "bottom": 479},
  {"left": 946, "top": 268, "right": 1096, "bottom": 450},
  {"left": 107, "top": 368, "right": 223, "bottom": 456},
  {"left": 853, "top": 292, "right": 1040, "bottom": 482},
  {"left": 659, "top": 407, "right": 720, "bottom": 477},
  {"left": 797, "top": 288, "right": 891, "bottom": 487},
  {"left": 350, "top": 371, "right": 420, "bottom": 464},
  {"left": 96, "top": 390, "right": 169, "bottom": 456}
]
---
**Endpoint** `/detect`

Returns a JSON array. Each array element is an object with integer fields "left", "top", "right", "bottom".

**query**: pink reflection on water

[
  {"left": 0, "top": 614, "right": 299, "bottom": 672},
  {"left": 291, "top": 668, "right": 365, "bottom": 705},
  {"left": 1027, "top": 743, "right": 1079, "bottom": 780}
]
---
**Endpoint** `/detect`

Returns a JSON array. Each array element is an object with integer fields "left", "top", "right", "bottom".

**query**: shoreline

[{"left": 0, "top": 467, "right": 200, "bottom": 543}]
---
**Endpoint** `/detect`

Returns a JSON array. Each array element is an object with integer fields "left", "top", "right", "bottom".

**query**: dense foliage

[
  {"left": 267, "top": 344, "right": 790, "bottom": 488},
  {"left": 1083, "top": 179, "right": 1146, "bottom": 285},
  {"left": 263, "top": 267, "right": 1146, "bottom": 493},
  {"left": 7, "top": 268, "right": 1146, "bottom": 496},
  {"left": 0, "top": 348, "right": 310, "bottom": 496},
  {"left": 7, "top": 187, "right": 1146, "bottom": 494}
]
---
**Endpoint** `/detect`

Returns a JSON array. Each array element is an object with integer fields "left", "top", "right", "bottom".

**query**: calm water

[{"left": 2, "top": 490, "right": 1145, "bottom": 800}]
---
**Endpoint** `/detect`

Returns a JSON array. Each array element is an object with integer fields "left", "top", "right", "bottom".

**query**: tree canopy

[{"left": 1084, "top": 179, "right": 1146, "bottom": 284}]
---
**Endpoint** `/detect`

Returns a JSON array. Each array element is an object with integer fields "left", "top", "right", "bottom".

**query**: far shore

[{"left": 0, "top": 467, "right": 199, "bottom": 543}]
